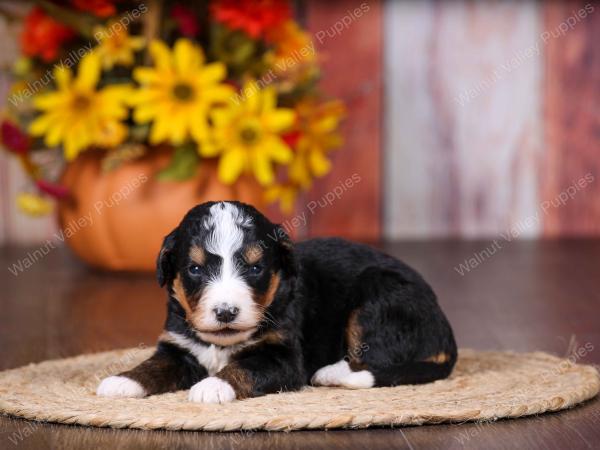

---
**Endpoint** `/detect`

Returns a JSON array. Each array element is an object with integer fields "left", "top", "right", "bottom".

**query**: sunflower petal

[
  {"left": 45, "top": 119, "right": 66, "bottom": 147},
  {"left": 190, "top": 114, "right": 209, "bottom": 143},
  {"left": 309, "top": 149, "right": 332, "bottom": 177},
  {"left": 266, "top": 137, "right": 292, "bottom": 163},
  {"left": 288, "top": 153, "right": 311, "bottom": 187},
  {"left": 169, "top": 110, "right": 189, "bottom": 145},
  {"left": 149, "top": 40, "right": 173, "bottom": 71},
  {"left": 133, "top": 103, "right": 160, "bottom": 123},
  {"left": 32, "top": 92, "right": 67, "bottom": 110},
  {"left": 200, "top": 63, "right": 226, "bottom": 84},
  {"left": 29, "top": 113, "right": 55, "bottom": 136},
  {"left": 261, "top": 87, "right": 277, "bottom": 112},
  {"left": 252, "top": 153, "right": 275, "bottom": 186},
  {"left": 53, "top": 65, "right": 72, "bottom": 90},
  {"left": 174, "top": 39, "right": 196, "bottom": 74},
  {"left": 63, "top": 125, "right": 88, "bottom": 160},
  {"left": 206, "top": 84, "right": 235, "bottom": 103},
  {"left": 149, "top": 112, "right": 172, "bottom": 144},
  {"left": 242, "top": 80, "right": 260, "bottom": 112},
  {"left": 218, "top": 148, "right": 246, "bottom": 184},
  {"left": 75, "top": 52, "right": 101, "bottom": 90},
  {"left": 263, "top": 109, "right": 295, "bottom": 132},
  {"left": 198, "top": 140, "right": 221, "bottom": 157},
  {"left": 133, "top": 67, "right": 161, "bottom": 85}
]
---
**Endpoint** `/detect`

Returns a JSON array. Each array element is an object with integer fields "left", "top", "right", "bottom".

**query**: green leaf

[{"left": 156, "top": 144, "right": 199, "bottom": 181}]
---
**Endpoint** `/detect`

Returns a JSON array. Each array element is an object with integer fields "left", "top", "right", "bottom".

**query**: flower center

[
  {"left": 172, "top": 83, "right": 195, "bottom": 102},
  {"left": 71, "top": 94, "right": 92, "bottom": 110},
  {"left": 239, "top": 126, "right": 260, "bottom": 145}
]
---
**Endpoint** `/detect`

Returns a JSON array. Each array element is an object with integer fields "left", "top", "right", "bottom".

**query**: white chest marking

[{"left": 164, "top": 331, "right": 237, "bottom": 376}]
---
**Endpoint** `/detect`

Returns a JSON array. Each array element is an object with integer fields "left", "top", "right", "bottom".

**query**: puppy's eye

[
  {"left": 189, "top": 265, "right": 202, "bottom": 276},
  {"left": 249, "top": 264, "right": 263, "bottom": 275}
]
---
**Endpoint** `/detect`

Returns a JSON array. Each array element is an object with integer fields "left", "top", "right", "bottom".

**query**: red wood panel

[
  {"left": 543, "top": 2, "right": 600, "bottom": 236},
  {"left": 303, "top": 0, "right": 382, "bottom": 240}
]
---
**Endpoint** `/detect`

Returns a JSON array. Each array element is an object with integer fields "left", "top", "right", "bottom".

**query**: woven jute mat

[{"left": 0, "top": 348, "right": 598, "bottom": 431}]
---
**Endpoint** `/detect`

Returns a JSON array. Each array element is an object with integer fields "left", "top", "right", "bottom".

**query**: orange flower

[
  {"left": 20, "top": 7, "right": 74, "bottom": 63},
  {"left": 288, "top": 99, "right": 345, "bottom": 188},
  {"left": 264, "top": 20, "right": 317, "bottom": 86},
  {"left": 266, "top": 20, "right": 315, "bottom": 65},
  {"left": 211, "top": 0, "right": 291, "bottom": 39}
]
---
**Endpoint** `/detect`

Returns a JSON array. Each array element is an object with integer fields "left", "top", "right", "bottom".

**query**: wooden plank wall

[
  {"left": 303, "top": 0, "right": 382, "bottom": 240},
  {"left": 384, "top": 0, "right": 600, "bottom": 239},
  {"left": 542, "top": 1, "right": 600, "bottom": 236},
  {"left": 384, "top": 0, "right": 543, "bottom": 239}
]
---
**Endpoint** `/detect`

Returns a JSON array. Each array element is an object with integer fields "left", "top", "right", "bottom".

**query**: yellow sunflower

[
  {"left": 289, "top": 99, "right": 345, "bottom": 187},
  {"left": 265, "top": 183, "right": 299, "bottom": 214},
  {"left": 29, "top": 52, "right": 130, "bottom": 160},
  {"left": 94, "top": 23, "right": 145, "bottom": 70},
  {"left": 203, "top": 80, "right": 295, "bottom": 186},
  {"left": 130, "top": 39, "right": 234, "bottom": 146},
  {"left": 16, "top": 192, "right": 53, "bottom": 216}
]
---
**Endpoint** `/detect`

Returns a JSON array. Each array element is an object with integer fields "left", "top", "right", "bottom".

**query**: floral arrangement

[{"left": 0, "top": 0, "right": 344, "bottom": 215}]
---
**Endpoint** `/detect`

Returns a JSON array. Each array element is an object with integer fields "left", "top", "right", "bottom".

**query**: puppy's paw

[
  {"left": 96, "top": 375, "right": 146, "bottom": 398},
  {"left": 189, "top": 377, "right": 236, "bottom": 404},
  {"left": 311, "top": 360, "right": 375, "bottom": 389},
  {"left": 311, "top": 360, "right": 352, "bottom": 386}
]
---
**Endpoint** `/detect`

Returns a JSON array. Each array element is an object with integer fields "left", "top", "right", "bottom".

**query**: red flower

[
  {"left": 282, "top": 130, "right": 301, "bottom": 148},
  {"left": 171, "top": 4, "right": 200, "bottom": 38},
  {"left": 211, "top": 0, "right": 291, "bottom": 39},
  {"left": 36, "top": 179, "right": 70, "bottom": 199},
  {"left": 71, "top": 0, "right": 117, "bottom": 18},
  {"left": 1, "top": 119, "right": 31, "bottom": 155},
  {"left": 20, "top": 7, "right": 75, "bottom": 63}
]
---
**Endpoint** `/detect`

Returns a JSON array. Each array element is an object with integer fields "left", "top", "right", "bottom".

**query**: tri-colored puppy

[{"left": 97, "top": 201, "right": 457, "bottom": 403}]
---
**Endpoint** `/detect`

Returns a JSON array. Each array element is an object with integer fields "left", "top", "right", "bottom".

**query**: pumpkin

[{"left": 57, "top": 148, "right": 264, "bottom": 272}]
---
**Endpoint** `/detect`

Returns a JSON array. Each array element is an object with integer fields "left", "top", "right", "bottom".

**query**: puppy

[{"left": 97, "top": 201, "right": 457, "bottom": 403}]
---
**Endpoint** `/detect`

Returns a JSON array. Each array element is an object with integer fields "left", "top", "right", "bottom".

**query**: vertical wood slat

[
  {"left": 383, "top": 0, "right": 543, "bottom": 239},
  {"left": 303, "top": 0, "right": 382, "bottom": 240},
  {"left": 542, "top": 2, "right": 600, "bottom": 237}
]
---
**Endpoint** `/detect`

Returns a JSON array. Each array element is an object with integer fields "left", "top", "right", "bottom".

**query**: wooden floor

[{"left": 1, "top": 240, "right": 599, "bottom": 449}]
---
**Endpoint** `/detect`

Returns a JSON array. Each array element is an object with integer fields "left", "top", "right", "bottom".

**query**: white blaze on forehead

[{"left": 203, "top": 202, "right": 251, "bottom": 259}]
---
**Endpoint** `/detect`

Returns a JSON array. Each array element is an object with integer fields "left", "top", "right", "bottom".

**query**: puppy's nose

[{"left": 213, "top": 304, "right": 239, "bottom": 323}]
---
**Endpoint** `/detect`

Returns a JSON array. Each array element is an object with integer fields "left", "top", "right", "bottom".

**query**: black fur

[{"left": 107, "top": 201, "right": 457, "bottom": 400}]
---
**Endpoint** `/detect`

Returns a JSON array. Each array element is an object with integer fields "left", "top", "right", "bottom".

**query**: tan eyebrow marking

[
  {"left": 243, "top": 244, "right": 263, "bottom": 264},
  {"left": 253, "top": 272, "right": 280, "bottom": 307},
  {"left": 189, "top": 245, "right": 206, "bottom": 265}
]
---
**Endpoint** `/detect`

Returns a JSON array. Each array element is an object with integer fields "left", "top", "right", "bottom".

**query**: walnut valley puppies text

[
  {"left": 454, "top": 173, "right": 594, "bottom": 276},
  {"left": 274, "top": 173, "right": 361, "bottom": 234}
]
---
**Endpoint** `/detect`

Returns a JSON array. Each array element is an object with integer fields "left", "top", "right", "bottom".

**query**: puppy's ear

[
  {"left": 156, "top": 228, "right": 178, "bottom": 287},
  {"left": 274, "top": 225, "right": 296, "bottom": 277}
]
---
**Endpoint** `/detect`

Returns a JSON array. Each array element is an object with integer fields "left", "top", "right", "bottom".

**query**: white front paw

[
  {"left": 188, "top": 377, "right": 236, "bottom": 404},
  {"left": 96, "top": 376, "right": 146, "bottom": 398}
]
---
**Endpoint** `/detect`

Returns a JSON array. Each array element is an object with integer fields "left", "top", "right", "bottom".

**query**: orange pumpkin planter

[{"left": 57, "top": 149, "right": 264, "bottom": 272}]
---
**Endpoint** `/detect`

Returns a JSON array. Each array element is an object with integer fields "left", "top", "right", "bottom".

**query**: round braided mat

[{"left": 0, "top": 348, "right": 598, "bottom": 431}]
